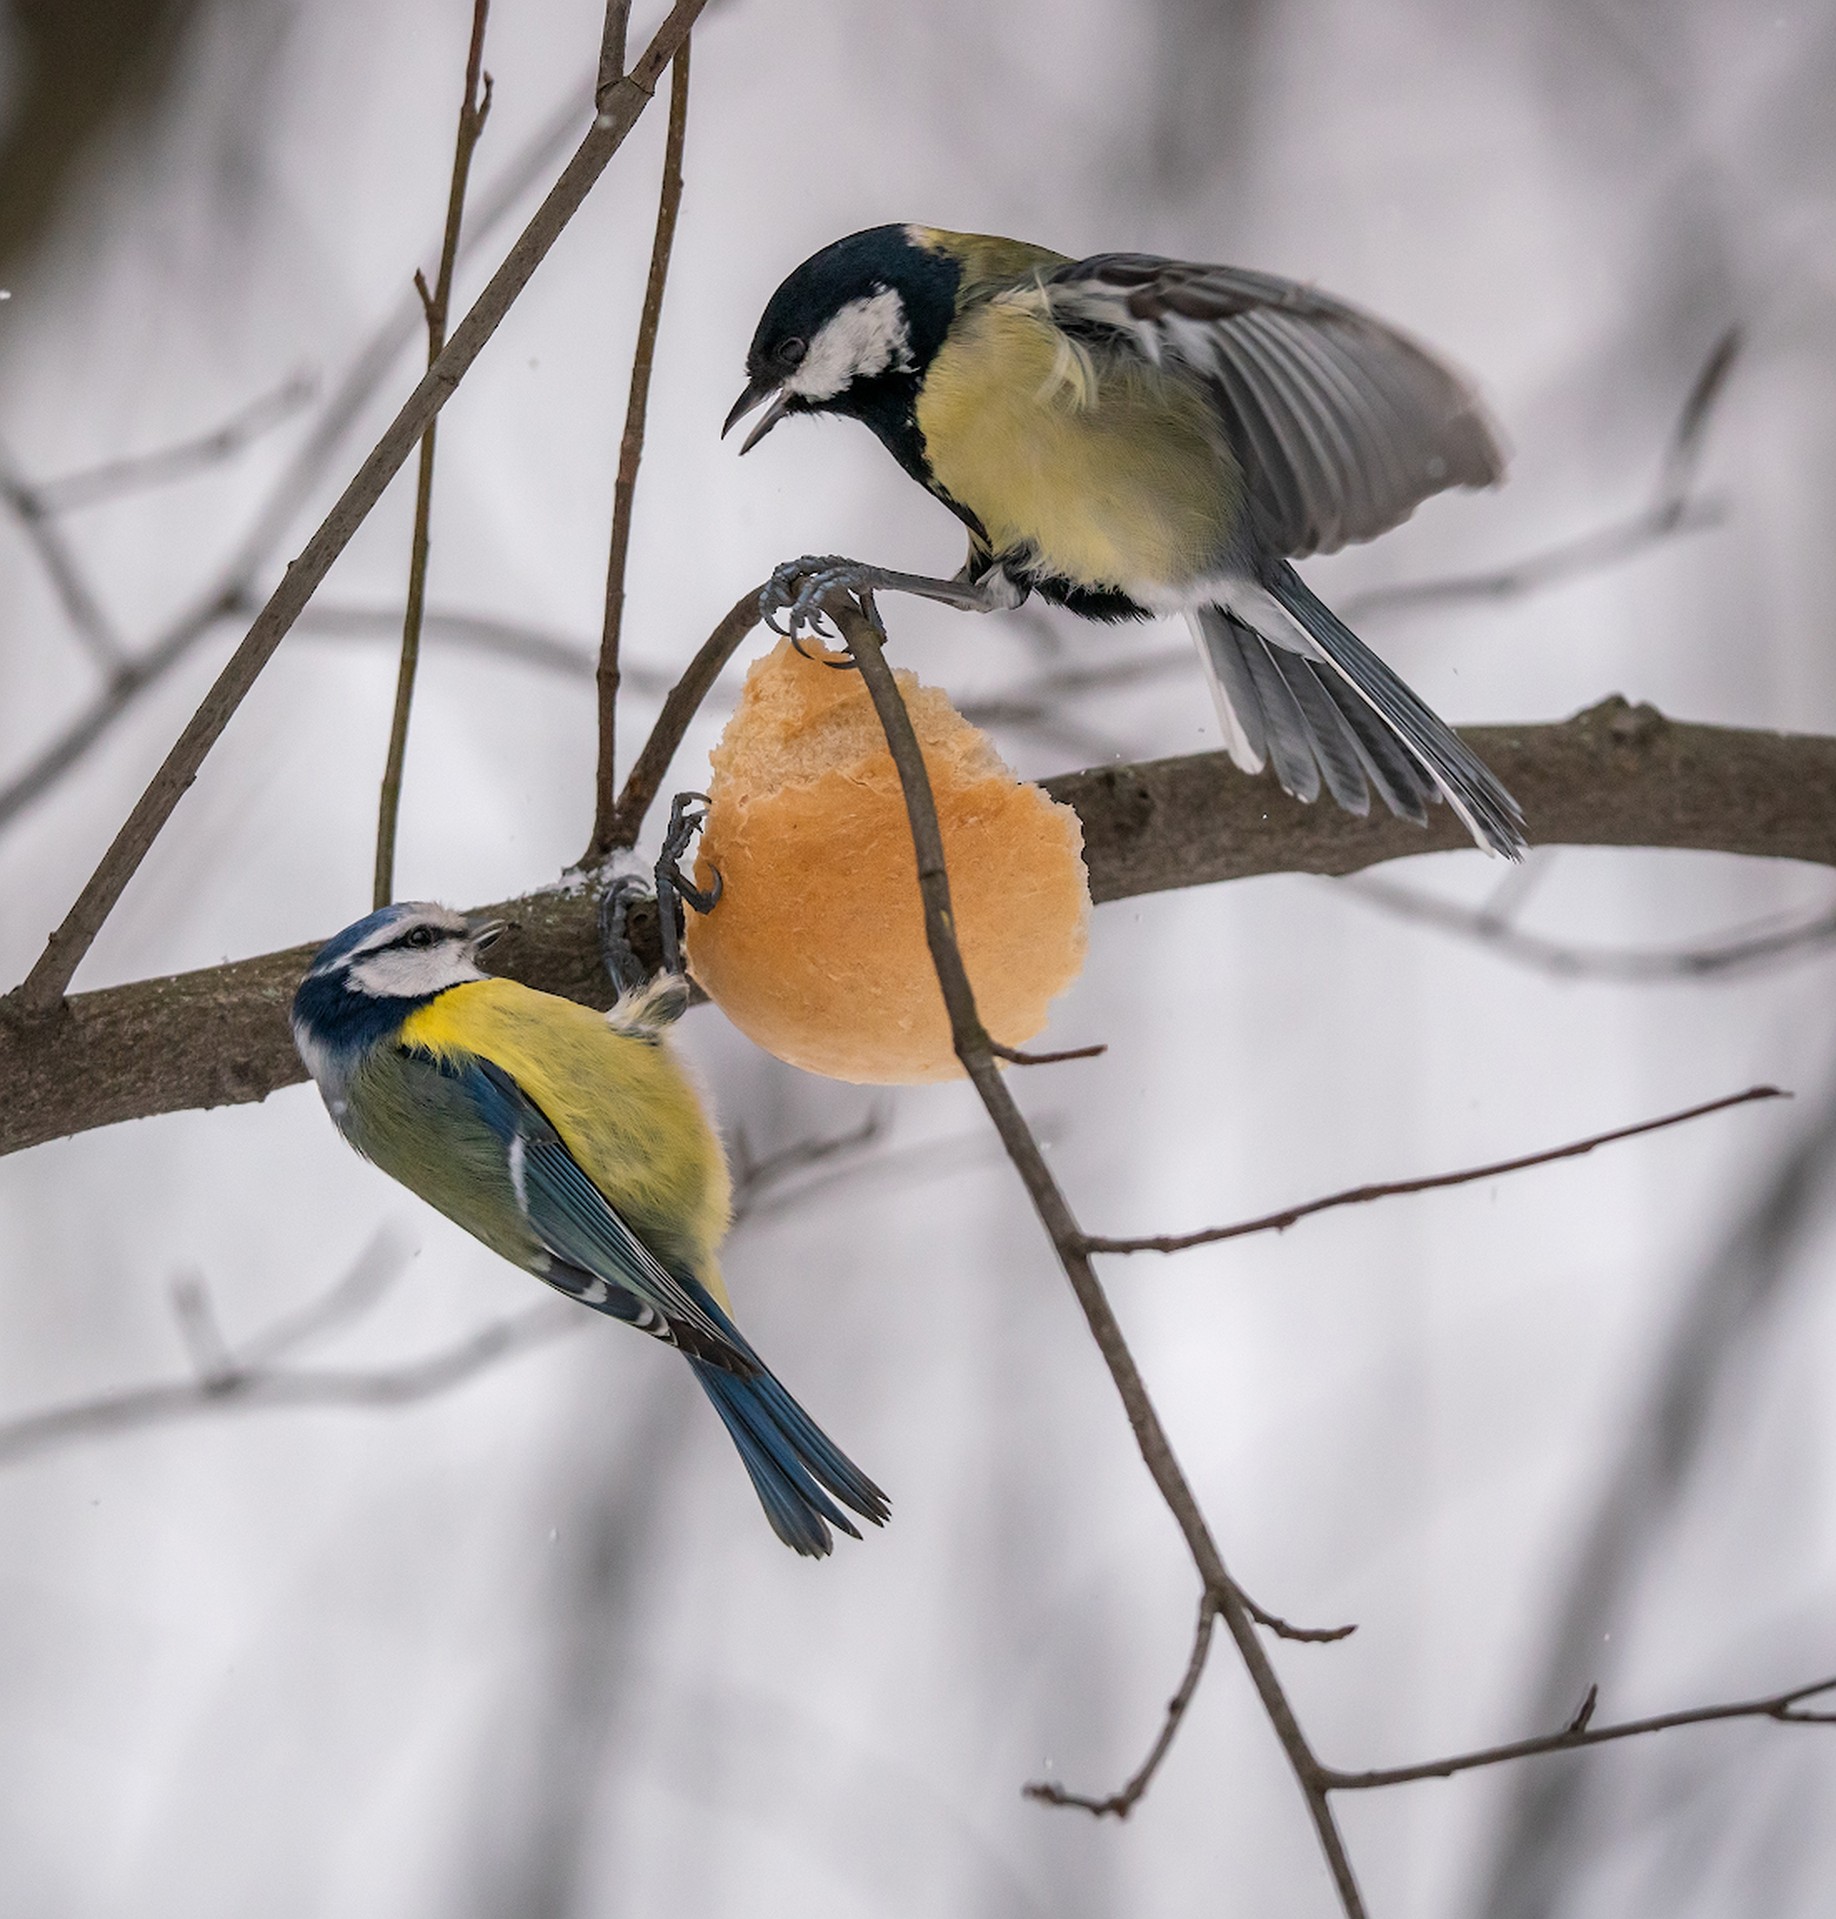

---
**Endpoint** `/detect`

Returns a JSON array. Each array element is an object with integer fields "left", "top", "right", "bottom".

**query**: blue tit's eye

[
  {"left": 777, "top": 336, "right": 807, "bottom": 367},
  {"left": 403, "top": 925, "right": 436, "bottom": 948}
]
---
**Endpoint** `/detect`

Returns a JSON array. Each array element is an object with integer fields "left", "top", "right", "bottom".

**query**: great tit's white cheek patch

[{"left": 787, "top": 287, "right": 913, "bottom": 401}]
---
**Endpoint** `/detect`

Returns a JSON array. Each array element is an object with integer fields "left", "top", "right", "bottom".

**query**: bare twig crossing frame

[
  {"left": 3, "top": 0, "right": 708, "bottom": 1017},
  {"left": 374, "top": 0, "right": 495, "bottom": 910}
]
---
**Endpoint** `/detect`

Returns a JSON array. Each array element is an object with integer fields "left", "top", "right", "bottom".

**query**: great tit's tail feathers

[
  {"left": 1264, "top": 564, "right": 1524, "bottom": 857},
  {"left": 681, "top": 1275, "right": 889, "bottom": 1558},
  {"left": 1191, "top": 606, "right": 1422, "bottom": 819},
  {"left": 1190, "top": 579, "right": 1525, "bottom": 859}
]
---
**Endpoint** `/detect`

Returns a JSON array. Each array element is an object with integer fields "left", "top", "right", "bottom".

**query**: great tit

[
  {"left": 292, "top": 901, "right": 888, "bottom": 1557},
  {"left": 726, "top": 224, "right": 1524, "bottom": 858}
]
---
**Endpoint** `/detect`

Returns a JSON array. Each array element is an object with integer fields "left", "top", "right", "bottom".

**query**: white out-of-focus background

[{"left": 1, "top": 2, "right": 1834, "bottom": 1914}]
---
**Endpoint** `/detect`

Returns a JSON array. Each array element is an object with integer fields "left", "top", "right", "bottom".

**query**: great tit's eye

[{"left": 777, "top": 336, "right": 807, "bottom": 368}]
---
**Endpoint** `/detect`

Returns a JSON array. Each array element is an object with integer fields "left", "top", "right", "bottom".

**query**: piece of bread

[{"left": 686, "top": 638, "right": 1090, "bottom": 1084}]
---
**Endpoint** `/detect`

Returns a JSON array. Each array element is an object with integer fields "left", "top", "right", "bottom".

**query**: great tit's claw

[{"left": 760, "top": 555, "right": 881, "bottom": 647}]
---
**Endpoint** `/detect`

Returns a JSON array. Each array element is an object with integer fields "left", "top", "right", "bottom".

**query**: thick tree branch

[
  {"left": 1057, "top": 696, "right": 1836, "bottom": 902},
  {"left": 4, "top": 696, "right": 1835, "bottom": 1158},
  {"left": 2, "top": 0, "right": 707, "bottom": 1017}
]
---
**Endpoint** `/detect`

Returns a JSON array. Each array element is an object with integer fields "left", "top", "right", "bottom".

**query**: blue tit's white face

[
  {"left": 292, "top": 903, "right": 500, "bottom": 1096},
  {"left": 332, "top": 904, "right": 486, "bottom": 1000}
]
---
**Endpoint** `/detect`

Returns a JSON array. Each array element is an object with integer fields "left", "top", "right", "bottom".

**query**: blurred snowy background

[{"left": 1, "top": 1, "right": 1834, "bottom": 1913}]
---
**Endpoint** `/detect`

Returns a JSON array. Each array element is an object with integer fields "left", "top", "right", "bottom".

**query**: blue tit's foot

[
  {"left": 598, "top": 855, "right": 659, "bottom": 997},
  {"left": 656, "top": 791, "right": 721, "bottom": 976}
]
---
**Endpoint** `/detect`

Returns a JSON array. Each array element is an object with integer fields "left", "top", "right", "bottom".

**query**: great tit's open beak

[
  {"left": 723, "top": 376, "right": 789, "bottom": 454},
  {"left": 468, "top": 916, "right": 507, "bottom": 951}
]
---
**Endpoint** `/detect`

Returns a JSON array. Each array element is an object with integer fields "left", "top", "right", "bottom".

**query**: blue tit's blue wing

[
  {"left": 447, "top": 1051, "right": 745, "bottom": 1364},
  {"left": 443, "top": 1052, "right": 889, "bottom": 1556}
]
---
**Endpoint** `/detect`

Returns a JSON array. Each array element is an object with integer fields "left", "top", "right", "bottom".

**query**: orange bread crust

[{"left": 686, "top": 638, "right": 1090, "bottom": 1084}]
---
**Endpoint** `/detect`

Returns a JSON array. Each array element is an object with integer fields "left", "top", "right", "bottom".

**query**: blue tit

[
  {"left": 725, "top": 225, "right": 1524, "bottom": 859},
  {"left": 291, "top": 901, "right": 888, "bottom": 1557}
]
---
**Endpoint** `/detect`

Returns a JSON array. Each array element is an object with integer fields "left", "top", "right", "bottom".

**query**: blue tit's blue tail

[{"left": 680, "top": 1277, "right": 890, "bottom": 1558}]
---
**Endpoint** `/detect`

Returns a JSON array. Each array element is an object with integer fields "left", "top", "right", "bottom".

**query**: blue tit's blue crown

[
  {"left": 303, "top": 903, "right": 423, "bottom": 976},
  {"left": 292, "top": 901, "right": 478, "bottom": 1079}
]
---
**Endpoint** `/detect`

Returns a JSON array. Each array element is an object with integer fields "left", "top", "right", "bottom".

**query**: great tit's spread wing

[
  {"left": 457, "top": 1053, "right": 749, "bottom": 1366},
  {"left": 1044, "top": 254, "right": 1502, "bottom": 558}
]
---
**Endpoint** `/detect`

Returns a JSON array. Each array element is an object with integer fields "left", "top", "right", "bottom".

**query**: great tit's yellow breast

[
  {"left": 915, "top": 298, "right": 1236, "bottom": 594},
  {"left": 399, "top": 978, "right": 731, "bottom": 1281}
]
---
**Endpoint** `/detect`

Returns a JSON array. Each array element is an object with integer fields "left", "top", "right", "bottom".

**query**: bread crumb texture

[{"left": 686, "top": 638, "right": 1090, "bottom": 1083}]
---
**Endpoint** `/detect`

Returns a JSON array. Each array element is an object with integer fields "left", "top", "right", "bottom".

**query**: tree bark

[{"left": 4, "top": 697, "right": 1832, "bottom": 1159}]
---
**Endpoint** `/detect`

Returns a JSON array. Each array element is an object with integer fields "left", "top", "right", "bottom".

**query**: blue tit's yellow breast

[
  {"left": 914, "top": 296, "right": 1239, "bottom": 594},
  {"left": 399, "top": 978, "right": 731, "bottom": 1283}
]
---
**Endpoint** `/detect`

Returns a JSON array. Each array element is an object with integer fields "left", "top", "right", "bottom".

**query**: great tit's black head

[{"left": 724, "top": 225, "right": 960, "bottom": 451}]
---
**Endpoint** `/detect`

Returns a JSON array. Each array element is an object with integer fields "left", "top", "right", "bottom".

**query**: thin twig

[
  {"left": 0, "top": 1107, "right": 889, "bottom": 1468},
  {"left": 727, "top": 1109, "right": 885, "bottom": 1226},
  {"left": 29, "top": 374, "right": 317, "bottom": 514},
  {"left": 294, "top": 600, "right": 676, "bottom": 692},
  {"left": 597, "top": 0, "right": 634, "bottom": 103},
  {"left": 989, "top": 1039, "right": 1108, "bottom": 1066},
  {"left": 834, "top": 598, "right": 1370, "bottom": 1919},
  {"left": 233, "top": 1227, "right": 413, "bottom": 1367},
  {"left": 602, "top": 587, "right": 758, "bottom": 852},
  {"left": 1346, "top": 875, "right": 1836, "bottom": 983},
  {"left": 587, "top": 33, "right": 692, "bottom": 865},
  {"left": 0, "top": 76, "right": 600, "bottom": 842},
  {"left": 1343, "top": 328, "right": 1740, "bottom": 624},
  {"left": 1322, "top": 1673, "right": 1836, "bottom": 1791},
  {"left": 1082, "top": 1086, "right": 1786, "bottom": 1256},
  {"left": 1242, "top": 1593, "right": 1358, "bottom": 1644},
  {"left": 3, "top": 0, "right": 707, "bottom": 1016},
  {"left": 0, "top": 1308, "right": 577, "bottom": 1467},
  {"left": 1026, "top": 1597, "right": 1218, "bottom": 1818},
  {"left": 0, "top": 436, "right": 128, "bottom": 670},
  {"left": 169, "top": 1272, "right": 237, "bottom": 1389},
  {"left": 375, "top": 0, "right": 494, "bottom": 910}
]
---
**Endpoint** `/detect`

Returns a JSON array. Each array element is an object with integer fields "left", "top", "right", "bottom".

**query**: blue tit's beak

[
  {"left": 723, "top": 375, "right": 789, "bottom": 454},
  {"left": 469, "top": 916, "right": 507, "bottom": 951}
]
